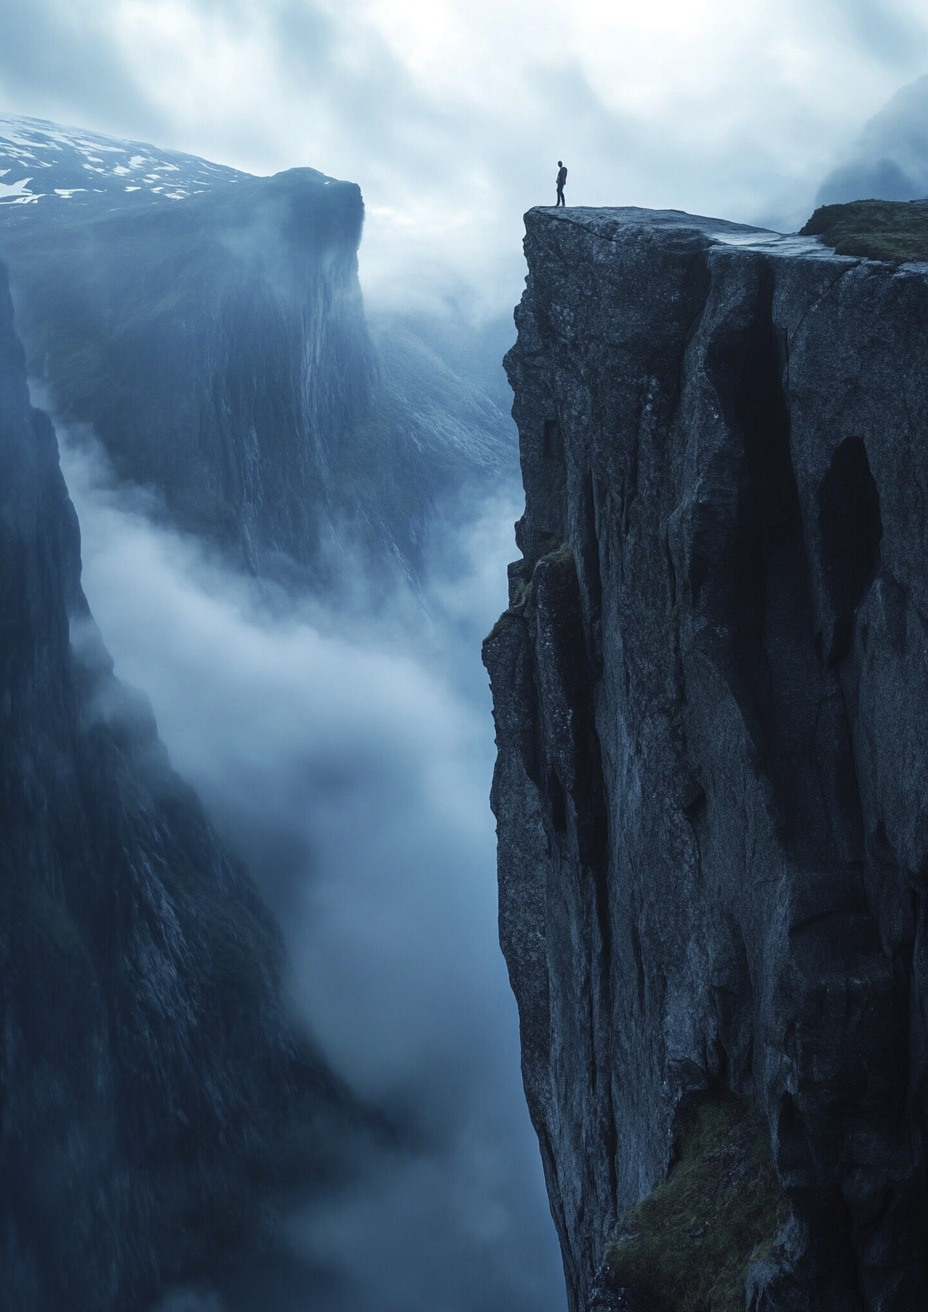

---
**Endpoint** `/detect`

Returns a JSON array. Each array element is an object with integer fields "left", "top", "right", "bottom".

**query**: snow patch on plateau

[
  {"left": 0, "top": 177, "right": 39, "bottom": 202},
  {"left": 0, "top": 113, "right": 253, "bottom": 211}
]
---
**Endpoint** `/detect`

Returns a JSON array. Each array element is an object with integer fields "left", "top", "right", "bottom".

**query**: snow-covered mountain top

[{"left": 0, "top": 113, "right": 254, "bottom": 211}]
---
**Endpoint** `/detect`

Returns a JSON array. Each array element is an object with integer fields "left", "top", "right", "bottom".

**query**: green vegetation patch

[
  {"left": 606, "top": 1093, "right": 789, "bottom": 1312},
  {"left": 800, "top": 200, "right": 928, "bottom": 263},
  {"left": 540, "top": 538, "right": 574, "bottom": 570},
  {"left": 485, "top": 610, "right": 519, "bottom": 642},
  {"left": 483, "top": 543, "right": 572, "bottom": 643}
]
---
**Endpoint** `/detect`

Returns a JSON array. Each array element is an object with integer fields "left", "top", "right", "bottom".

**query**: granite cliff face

[
  {"left": 485, "top": 207, "right": 928, "bottom": 1311},
  {"left": 0, "top": 261, "right": 356, "bottom": 1311}
]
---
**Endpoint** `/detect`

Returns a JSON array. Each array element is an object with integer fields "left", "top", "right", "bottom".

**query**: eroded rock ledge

[{"left": 484, "top": 206, "right": 928, "bottom": 1312}]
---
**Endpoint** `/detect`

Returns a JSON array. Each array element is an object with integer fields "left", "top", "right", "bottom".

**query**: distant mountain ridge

[
  {"left": 0, "top": 116, "right": 516, "bottom": 591},
  {"left": 0, "top": 112, "right": 252, "bottom": 212}
]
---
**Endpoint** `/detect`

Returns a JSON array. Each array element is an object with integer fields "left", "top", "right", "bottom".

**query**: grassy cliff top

[{"left": 801, "top": 199, "right": 928, "bottom": 263}]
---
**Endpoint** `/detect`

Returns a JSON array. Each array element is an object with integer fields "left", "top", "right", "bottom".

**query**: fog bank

[{"left": 60, "top": 431, "right": 564, "bottom": 1311}]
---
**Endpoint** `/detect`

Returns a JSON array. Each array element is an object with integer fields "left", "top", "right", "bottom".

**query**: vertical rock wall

[{"left": 485, "top": 207, "right": 928, "bottom": 1311}]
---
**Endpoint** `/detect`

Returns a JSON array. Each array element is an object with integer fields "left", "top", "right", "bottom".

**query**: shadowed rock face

[
  {"left": 485, "top": 206, "right": 928, "bottom": 1311},
  {"left": 0, "top": 262, "right": 357, "bottom": 1312}
]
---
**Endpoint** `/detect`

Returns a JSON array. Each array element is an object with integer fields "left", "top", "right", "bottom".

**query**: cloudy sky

[{"left": 1, "top": 0, "right": 927, "bottom": 311}]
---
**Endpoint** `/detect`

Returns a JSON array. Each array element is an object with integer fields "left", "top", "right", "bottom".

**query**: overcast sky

[{"left": 1, "top": 0, "right": 927, "bottom": 313}]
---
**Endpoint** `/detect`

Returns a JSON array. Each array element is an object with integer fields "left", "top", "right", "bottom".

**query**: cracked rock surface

[{"left": 484, "top": 206, "right": 928, "bottom": 1311}]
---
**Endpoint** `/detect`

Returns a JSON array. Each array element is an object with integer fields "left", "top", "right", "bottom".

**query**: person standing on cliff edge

[{"left": 555, "top": 160, "right": 567, "bottom": 206}]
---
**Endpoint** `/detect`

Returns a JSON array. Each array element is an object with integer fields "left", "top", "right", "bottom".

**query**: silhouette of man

[{"left": 556, "top": 160, "right": 567, "bottom": 207}]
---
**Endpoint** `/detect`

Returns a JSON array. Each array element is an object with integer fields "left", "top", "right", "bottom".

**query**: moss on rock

[
  {"left": 541, "top": 539, "right": 574, "bottom": 570},
  {"left": 606, "top": 1092, "right": 789, "bottom": 1312},
  {"left": 485, "top": 611, "right": 519, "bottom": 642},
  {"left": 801, "top": 200, "right": 928, "bottom": 263}
]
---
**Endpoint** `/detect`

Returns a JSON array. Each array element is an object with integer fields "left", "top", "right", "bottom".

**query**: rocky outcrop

[
  {"left": 0, "top": 261, "right": 357, "bottom": 1311},
  {"left": 485, "top": 206, "right": 928, "bottom": 1311}
]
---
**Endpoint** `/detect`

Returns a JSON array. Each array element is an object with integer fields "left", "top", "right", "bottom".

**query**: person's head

[{"left": 558, "top": 160, "right": 563, "bottom": 167}]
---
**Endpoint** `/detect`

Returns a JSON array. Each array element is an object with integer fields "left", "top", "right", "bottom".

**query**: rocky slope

[
  {"left": 0, "top": 259, "right": 359, "bottom": 1312},
  {"left": 485, "top": 206, "right": 928, "bottom": 1311},
  {"left": 0, "top": 115, "right": 515, "bottom": 590}
]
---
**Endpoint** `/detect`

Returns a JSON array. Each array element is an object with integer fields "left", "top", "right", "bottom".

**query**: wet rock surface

[
  {"left": 484, "top": 205, "right": 928, "bottom": 1311},
  {"left": 0, "top": 262, "right": 362, "bottom": 1311}
]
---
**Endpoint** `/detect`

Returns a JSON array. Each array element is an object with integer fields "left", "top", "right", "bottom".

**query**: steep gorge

[{"left": 485, "top": 207, "right": 928, "bottom": 1311}]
